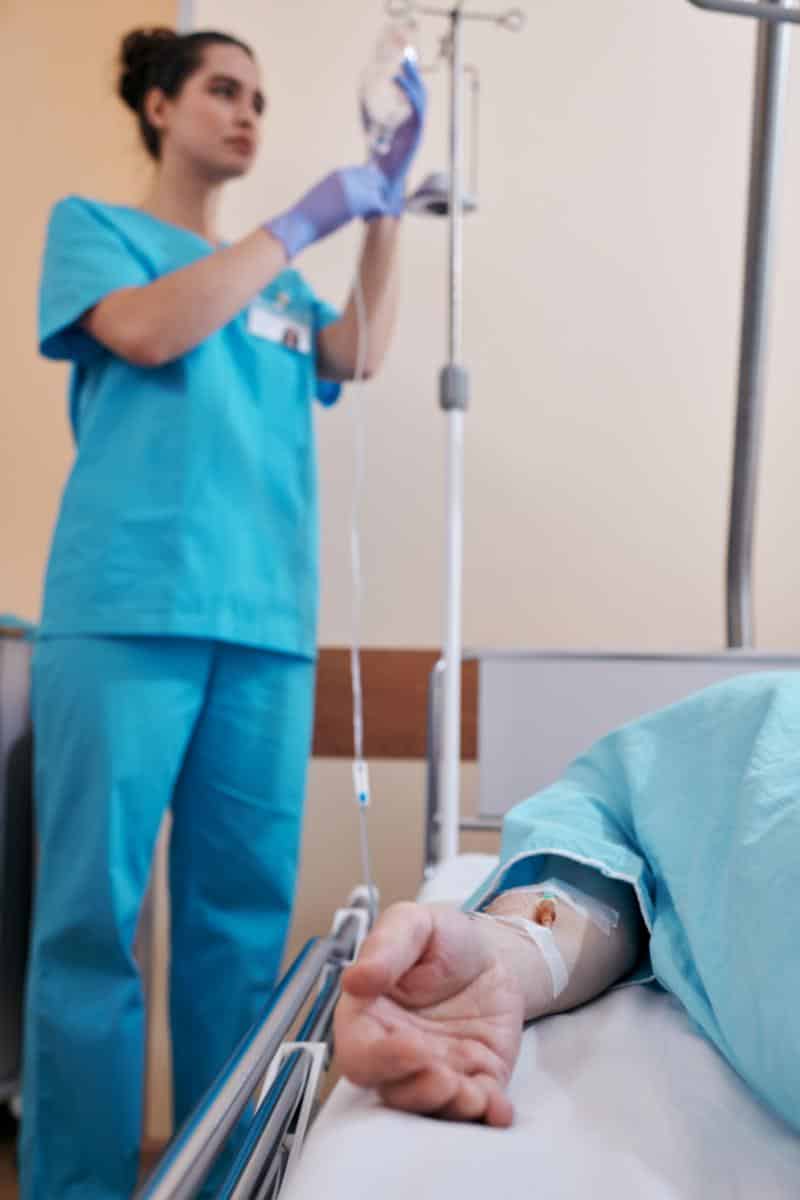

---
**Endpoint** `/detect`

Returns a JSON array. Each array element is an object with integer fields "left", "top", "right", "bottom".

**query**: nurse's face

[{"left": 147, "top": 43, "right": 266, "bottom": 182}]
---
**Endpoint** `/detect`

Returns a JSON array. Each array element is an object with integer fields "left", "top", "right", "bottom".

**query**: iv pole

[
  {"left": 439, "top": 4, "right": 468, "bottom": 864},
  {"left": 388, "top": 0, "right": 524, "bottom": 862}
]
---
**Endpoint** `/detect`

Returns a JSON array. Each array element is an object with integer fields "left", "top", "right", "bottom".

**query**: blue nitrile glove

[
  {"left": 264, "top": 165, "right": 388, "bottom": 260},
  {"left": 368, "top": 57, "right": 427, "bottom": 216}
]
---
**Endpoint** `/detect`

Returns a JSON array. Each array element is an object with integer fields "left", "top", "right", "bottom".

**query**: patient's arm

[{"left": 333, "top": 878, "right": 644, "bottom": 1126}]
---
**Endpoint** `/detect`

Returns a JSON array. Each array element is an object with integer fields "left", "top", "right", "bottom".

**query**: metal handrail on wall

[
  {"left": 688, "top": 0, "right": 797, "bottom": 646},
  {"left": 424, "top": 656, "right": 500, "bottom": 876},
  {"left": 689, "top": 0, "right": 800, "bottom": 24}
]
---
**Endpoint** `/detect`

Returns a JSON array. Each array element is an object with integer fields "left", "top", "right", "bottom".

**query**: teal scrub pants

[{"left": 20, "top": 636, "right": 316, "bottom": 1200}]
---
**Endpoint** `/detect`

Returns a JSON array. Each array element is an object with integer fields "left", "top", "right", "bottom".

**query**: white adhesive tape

[
  {"left": 469, "top": 911, "right": 569, "bottom": 998},
  {"left": 496, "top": 914, "right": 570, "bottom": 998}
]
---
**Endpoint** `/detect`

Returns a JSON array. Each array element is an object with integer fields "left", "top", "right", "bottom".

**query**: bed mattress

[{"left": 283, "top": 855, "right": 800, "bottom": 1199}]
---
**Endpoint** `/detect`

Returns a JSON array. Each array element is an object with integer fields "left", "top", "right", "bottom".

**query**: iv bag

[{"left": 359, "top": 25, "right": 417, "bottom": 155}]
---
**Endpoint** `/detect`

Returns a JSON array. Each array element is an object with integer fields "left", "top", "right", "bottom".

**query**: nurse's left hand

[{"left": 368, "top": 58, "right": 427, "bottom": 216}]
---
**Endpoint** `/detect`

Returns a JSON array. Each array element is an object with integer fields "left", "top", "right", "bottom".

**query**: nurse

[{"left": 22, "top": 25, "right": 425, "bottom": 1200}]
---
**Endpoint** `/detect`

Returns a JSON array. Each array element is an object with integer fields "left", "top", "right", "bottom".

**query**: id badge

[{"left": 247, "top": 298, "right": 311, "bottom": 353}]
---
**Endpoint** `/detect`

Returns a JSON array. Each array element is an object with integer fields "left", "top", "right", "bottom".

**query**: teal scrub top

[{"left": 37, "top": 196, "right": 341, "bottom": 657}]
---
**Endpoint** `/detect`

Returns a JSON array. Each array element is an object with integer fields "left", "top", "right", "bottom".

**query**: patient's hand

[
  {"left": 334, "top": 879, "right": 644, "bottom": 1125},
  {"left": 333, "top": 902, "right": 530, "bottom": 1127}
]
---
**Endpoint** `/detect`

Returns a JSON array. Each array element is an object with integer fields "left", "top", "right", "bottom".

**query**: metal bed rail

[
  {"left": 218, "top": 958, "right": 342, "bottom": 1198},
  {"left": 424, "top": 654, "right": 501, "bottom": 876},
  {"left": 135, "top": 889, "right": 372, "bottom": 1200}
]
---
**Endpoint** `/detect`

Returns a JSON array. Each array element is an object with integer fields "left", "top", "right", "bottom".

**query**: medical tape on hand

[
  {"left": 500, "top": 880, "right": 619, "bottom": 936},
  {"left": 470, "top": 911, "right": 569, "bottom": 999}
]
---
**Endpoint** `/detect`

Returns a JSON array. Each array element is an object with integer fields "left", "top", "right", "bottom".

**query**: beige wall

[
  {"left": 1, "top": 0, "right": 176, "bottom": 620},
  {"left": 192, "top": 0, "right": 800, "bottom": 659}
]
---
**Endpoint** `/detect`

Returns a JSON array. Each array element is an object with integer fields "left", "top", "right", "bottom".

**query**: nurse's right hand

[
  {"left": 264, "top": 166, "right": 389, "bottom": 261},
  {"left": 333, "top": 902, "right": 526, "bottom": 1126}
]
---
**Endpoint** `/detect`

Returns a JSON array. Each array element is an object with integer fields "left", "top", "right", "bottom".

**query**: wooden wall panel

[{"left": 313, "top": 648, "right": 478, "bottom": 761}]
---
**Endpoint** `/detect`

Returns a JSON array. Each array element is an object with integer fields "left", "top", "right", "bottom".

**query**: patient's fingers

[
  {"left": 438, "top": 1074, "right": 514, "bottom": 1128},
  {"left": 483, "top": 1084, "right": 515, "bottom": 1128},
  {"left": 442, "top": 1033, "right": 510, "bottom": 1087},
  {"left": 378, "top": 1067, "right": 514, "bottom": 1128},
  {"left": 378, "top": 1064, "right": 460, "bottom": 1115},
  {"left": 341, "top": 903, "right": 435, "bottom": 998}
]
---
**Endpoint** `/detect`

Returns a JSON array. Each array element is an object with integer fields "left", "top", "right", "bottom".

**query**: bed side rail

[{"left": 135, "top": 889, "right": 371, "bottom": 1200}]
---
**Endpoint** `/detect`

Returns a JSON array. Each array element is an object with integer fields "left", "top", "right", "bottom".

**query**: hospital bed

[
  {"left": 284, "top": 857, "right": 800, "bottom": 1200},
  {"left": 134, "top": 646, "right": 800, "bottom": 1199}
]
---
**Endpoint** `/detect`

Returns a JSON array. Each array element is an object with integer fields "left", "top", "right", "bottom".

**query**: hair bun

[{"left": 118, "top": 27, "right": 178, "bottom": 112}]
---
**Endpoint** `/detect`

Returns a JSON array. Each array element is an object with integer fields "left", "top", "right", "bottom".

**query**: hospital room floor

[
  {"left": 0, "top": 1114, "right": 163, "bottom": 1197},
  {"left": 0, "top": 1107, "right": 17, "bottom": 1198}
]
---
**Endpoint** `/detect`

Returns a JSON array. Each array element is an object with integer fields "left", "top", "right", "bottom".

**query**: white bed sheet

[{"left": 282, "top": 855, "right": 800, "bottom": 1199}]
